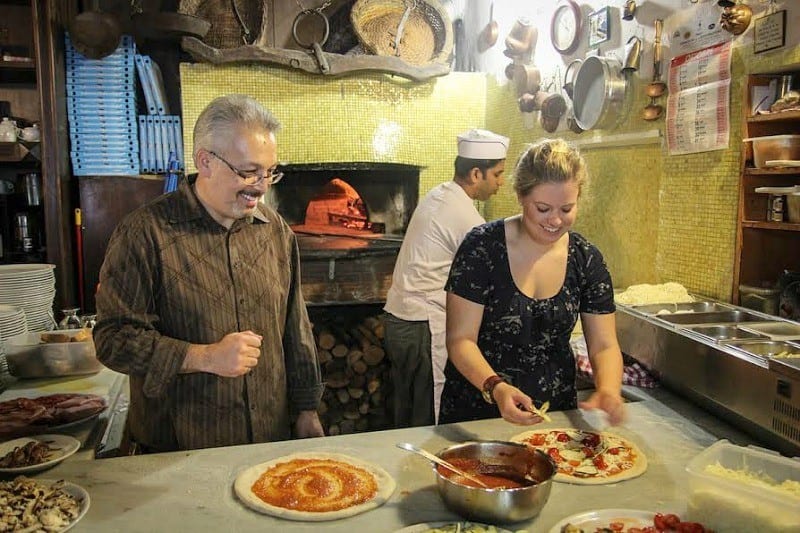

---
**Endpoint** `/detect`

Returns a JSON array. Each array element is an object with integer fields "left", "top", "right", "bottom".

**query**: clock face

[{"left": 551, "top": 0, "right": 581, "bottom": 54}]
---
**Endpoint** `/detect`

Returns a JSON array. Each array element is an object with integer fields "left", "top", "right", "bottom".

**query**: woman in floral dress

[{"left": 439, "top": 138, "right": 625, "bottom": 426}]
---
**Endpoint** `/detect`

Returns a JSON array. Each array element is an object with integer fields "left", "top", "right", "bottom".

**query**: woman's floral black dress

[{"left": 438, "top": 220, "right": 615, "bottom": 424}]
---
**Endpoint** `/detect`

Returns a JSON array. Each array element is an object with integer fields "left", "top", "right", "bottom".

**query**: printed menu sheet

[{"left": 666, "top": 42, "right": 732, "bottom": 155}]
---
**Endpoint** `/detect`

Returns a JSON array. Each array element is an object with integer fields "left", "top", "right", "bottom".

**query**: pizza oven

[
  {"left": 269, "top": 162, "right": 420, "bottom": 306},
  {"left": 268, "top": 162, "right": 421, "bottom": 435}
]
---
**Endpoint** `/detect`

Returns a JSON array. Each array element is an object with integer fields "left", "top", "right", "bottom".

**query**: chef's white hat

[{"left": 457, "top": 129, "right": 510, "bottom": 159}]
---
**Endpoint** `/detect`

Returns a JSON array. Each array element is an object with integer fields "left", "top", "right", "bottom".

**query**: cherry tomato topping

[
  {"left": 664, "top": 514, "right": 681, "bottom": 528},
  {"left": 609, "top": 522, "right": 625, "bottom": 531},
  {"left": 592, "top": 455, "right": 607, "bottom": 469},
  {"left": 556, "top": 432, "right": 571, "bottom": 442},
  {"left": 581, "top": 446, "right": 594, "bottom": 458},
  {"left": 653, "top": 512, "right": 667, "bottom": 530},
  {"left": 608, "top": 447, "right": 620, "bottom": 455},
  {"left": 528, "top": 434, "right": 546, "bottom": 446},
  {"left": 547, "top": 447, "right": 563, "bottom": 462}
]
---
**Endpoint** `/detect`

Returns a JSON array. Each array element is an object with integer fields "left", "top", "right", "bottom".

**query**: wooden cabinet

[
  {"left": 0, "top": 0, "right": 79, "bottom": 312},
  {"left": 732, "top": 67, "right": 800, "bottom": 304}
]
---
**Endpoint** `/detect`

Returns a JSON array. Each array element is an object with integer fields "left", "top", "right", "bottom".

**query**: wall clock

[{"left": 550, "top": 0, "right": 582, "bottom": 55}]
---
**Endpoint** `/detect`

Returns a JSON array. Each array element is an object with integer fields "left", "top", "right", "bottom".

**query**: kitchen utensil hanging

[
  {"left": 571, "top": 55, "right": 628, "bottom": 131},
  {"left": 477, "top": 2, "right": 498, "bottom": 52},
  {"left": 642, "top": 19, "right": 666, "bottom": 121},
  {"left": 67, "top": 0, "right": 122, "bottom": 59}
]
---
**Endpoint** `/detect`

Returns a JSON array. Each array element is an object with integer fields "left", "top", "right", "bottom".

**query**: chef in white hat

[{"left": 383, "top": 128, "right": 510, "bottom": 427}]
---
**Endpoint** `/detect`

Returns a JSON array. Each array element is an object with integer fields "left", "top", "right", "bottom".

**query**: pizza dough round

[
  {"left": 234, "top": 452, "right": 396, "bottom": 521},
  {"left": 510, "top": 428, "right": 648, "bottom": 485}
]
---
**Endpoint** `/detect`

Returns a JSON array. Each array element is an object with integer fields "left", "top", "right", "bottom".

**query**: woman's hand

[
  {"left": 579, "top": 389, "right": 626, "bottom": 426},
  {"left": 493, "top": 382, "right": 546, "bottom": 425}
]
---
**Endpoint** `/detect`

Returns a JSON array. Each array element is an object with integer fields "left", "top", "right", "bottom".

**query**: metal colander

[{"left": 350, "top": 0, "right": 453, "bottom": 65}]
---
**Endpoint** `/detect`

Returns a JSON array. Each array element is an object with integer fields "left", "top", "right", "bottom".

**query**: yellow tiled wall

[
  {"left": 180, "top": 64, "right": 486, "bottom": 198},
  {"left": 181, "top": 42, "right": 799, "bottom": 302},
  {"left": 488, "top": 46, "right": 800, "bottom": 301}
]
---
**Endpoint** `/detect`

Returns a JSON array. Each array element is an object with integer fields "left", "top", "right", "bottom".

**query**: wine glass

[{"left": 59, "top": 308, "right": 82, "bottom": 330}]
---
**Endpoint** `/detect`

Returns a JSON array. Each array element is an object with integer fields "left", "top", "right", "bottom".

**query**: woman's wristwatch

[{"left": 481, "top": 375, "right": 507, "bottom": 404}]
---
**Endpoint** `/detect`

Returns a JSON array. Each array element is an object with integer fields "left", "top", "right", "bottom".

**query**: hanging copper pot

[{"left": 720, "top": 3, "right": 752, "bottom": 36}]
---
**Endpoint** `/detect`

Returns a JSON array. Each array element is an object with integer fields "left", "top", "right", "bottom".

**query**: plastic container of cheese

[{"left": 685, "top": 440, "right": 800, "bottom": 533}]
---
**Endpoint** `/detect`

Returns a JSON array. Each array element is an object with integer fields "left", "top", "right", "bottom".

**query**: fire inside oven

[
  {"left": 300, "top": 177, "right": 385, "bottom": 236},
  {"left": 271, "top": 162, "right": 420, "bottom": 238}
]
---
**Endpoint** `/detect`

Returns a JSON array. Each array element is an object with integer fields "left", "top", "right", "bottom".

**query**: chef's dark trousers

[{"left": 383, "top": 313, "right": 435, "bottom": 428}]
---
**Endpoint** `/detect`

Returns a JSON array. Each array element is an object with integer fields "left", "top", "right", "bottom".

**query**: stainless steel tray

[
  {"left": 655, "top": 310, "right": 764, "bottom": 326},
  {"left": 739, "top": 321, "right": 800, "bottom": 341},
  {"left": 630, "top": 301, "right": 733, "bottom": 315},
  {"left": 683, "top": 325, "right": 769, "bottom": 343},
  {"left": 722, "top": 340, "right": 800, "bottom": 360}
]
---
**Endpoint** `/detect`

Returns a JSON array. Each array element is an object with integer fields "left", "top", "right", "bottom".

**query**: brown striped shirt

[{"left": 94, "top": 177, "right": 323, "bottom": 451}]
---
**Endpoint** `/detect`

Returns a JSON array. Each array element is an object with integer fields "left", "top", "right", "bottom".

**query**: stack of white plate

[
  {"left": 0, "top": 264, "right": 56, "bottom": 332},
  {"left": 0, "top": 304, "right": 27, "bottom": 340}
]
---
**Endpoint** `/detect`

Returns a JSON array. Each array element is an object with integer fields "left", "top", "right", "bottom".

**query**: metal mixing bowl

[{"left": 433, "top": 440, "right": 556, "bottom": 524}]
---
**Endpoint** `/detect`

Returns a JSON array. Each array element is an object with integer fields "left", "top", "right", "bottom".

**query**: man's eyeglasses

[{"left": 208, "top": 151, "right": 284, "bottom": 185}]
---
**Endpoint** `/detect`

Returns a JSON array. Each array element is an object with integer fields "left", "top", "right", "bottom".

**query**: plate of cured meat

[{"left": 0, "top": 393, "right": 108, "bottom": 439}]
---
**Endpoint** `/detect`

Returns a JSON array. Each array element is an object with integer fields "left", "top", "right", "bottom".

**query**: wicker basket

[
  {"left": 179, "top": 0, "right": 266, "bottom": 49},
  {"left": 350, "top": 0, "right": 453, "bottom": 65}
]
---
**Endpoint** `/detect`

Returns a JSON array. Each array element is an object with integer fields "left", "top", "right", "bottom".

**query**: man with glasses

[
  {"left": 94, "top": 94, "right": 324, "bottom": 452},
  {"left": 383, "top": 129, "right": 509, "bottom": 428}
]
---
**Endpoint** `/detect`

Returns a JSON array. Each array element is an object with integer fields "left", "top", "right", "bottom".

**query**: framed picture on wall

[
  {"left": 588, "top": 6, "right": 611, "bottom": 48},
  {"left": 753, "top": 9, "right": 786, "bottom": 54}
]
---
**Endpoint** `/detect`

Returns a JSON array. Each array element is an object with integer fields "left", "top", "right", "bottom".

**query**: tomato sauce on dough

[{"left": 251, "top": 459, "right": 378, "bottom": 512}]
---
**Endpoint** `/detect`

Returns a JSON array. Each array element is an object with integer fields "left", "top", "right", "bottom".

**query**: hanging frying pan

[{"left": 67, "top": 0, "right": 122, "bottom": 59}]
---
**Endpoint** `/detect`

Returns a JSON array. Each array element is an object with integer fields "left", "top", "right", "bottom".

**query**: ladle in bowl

[
  {"left": 396, "top": 442, "right": 490, "bottom": 488},
  {"left": 642, "top": 98, "right": 663, "bottom": 121}
]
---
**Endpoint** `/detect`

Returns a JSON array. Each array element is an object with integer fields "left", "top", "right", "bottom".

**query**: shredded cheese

[{"left": 704, "top": 462, "right": 800, "bottom": 498}]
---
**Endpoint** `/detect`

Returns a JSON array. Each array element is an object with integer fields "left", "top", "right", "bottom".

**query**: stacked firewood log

[{"left": 313, "top": 314, "right": 390, "bottom": 435}]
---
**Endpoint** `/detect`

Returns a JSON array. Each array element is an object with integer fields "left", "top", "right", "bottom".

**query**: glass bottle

[{"left": 59, "top": 308, "right": 82, "bottom": 330}]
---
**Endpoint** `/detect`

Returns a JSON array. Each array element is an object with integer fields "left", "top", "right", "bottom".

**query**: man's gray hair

[{"left": 193, "top": 94, "right": 281, "bottom": 156}]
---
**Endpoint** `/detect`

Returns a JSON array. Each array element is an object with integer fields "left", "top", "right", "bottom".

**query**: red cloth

[{"left": 571, "top": 335, "right": 657, "bottom": 388}]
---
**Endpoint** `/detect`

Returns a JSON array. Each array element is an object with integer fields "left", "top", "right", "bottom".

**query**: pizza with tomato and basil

[{"left": 510, "top": 428, "right": 647, "bottom": 485}]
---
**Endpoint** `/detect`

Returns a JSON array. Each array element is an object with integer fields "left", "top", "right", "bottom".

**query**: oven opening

[{"left": 301, "top": 177, "right": 386, "bottom": 236}]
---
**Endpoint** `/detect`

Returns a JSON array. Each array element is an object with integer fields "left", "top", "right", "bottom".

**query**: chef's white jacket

[{"left": 384, "top": 180, "right": 485, "bottom": 419}]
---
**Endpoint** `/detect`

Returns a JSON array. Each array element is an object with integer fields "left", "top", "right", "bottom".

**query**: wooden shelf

[
  {"left": 733, "top": 67, "right": 800, "bottom": 305},
  {"left": 742, "top": 220, "right": 800, "bottom": 231},
  {"left": 0, "top": 59, "right": 36, "bottom": 84},
  {"left": 747, "top": 110, "right": 800, "bottom": 124}
]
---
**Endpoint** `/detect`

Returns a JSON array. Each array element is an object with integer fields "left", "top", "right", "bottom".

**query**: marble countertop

[{"left": 28, "top": 384, "right": 760, "bottom": 533}]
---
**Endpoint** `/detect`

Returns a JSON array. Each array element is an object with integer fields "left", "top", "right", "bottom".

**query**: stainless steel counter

[
  {"left": 35, "top": 385, "right": 758, "bottom": 532},
  {"left": 615, "top": 301, "right": 800, "bottom": 456}
]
